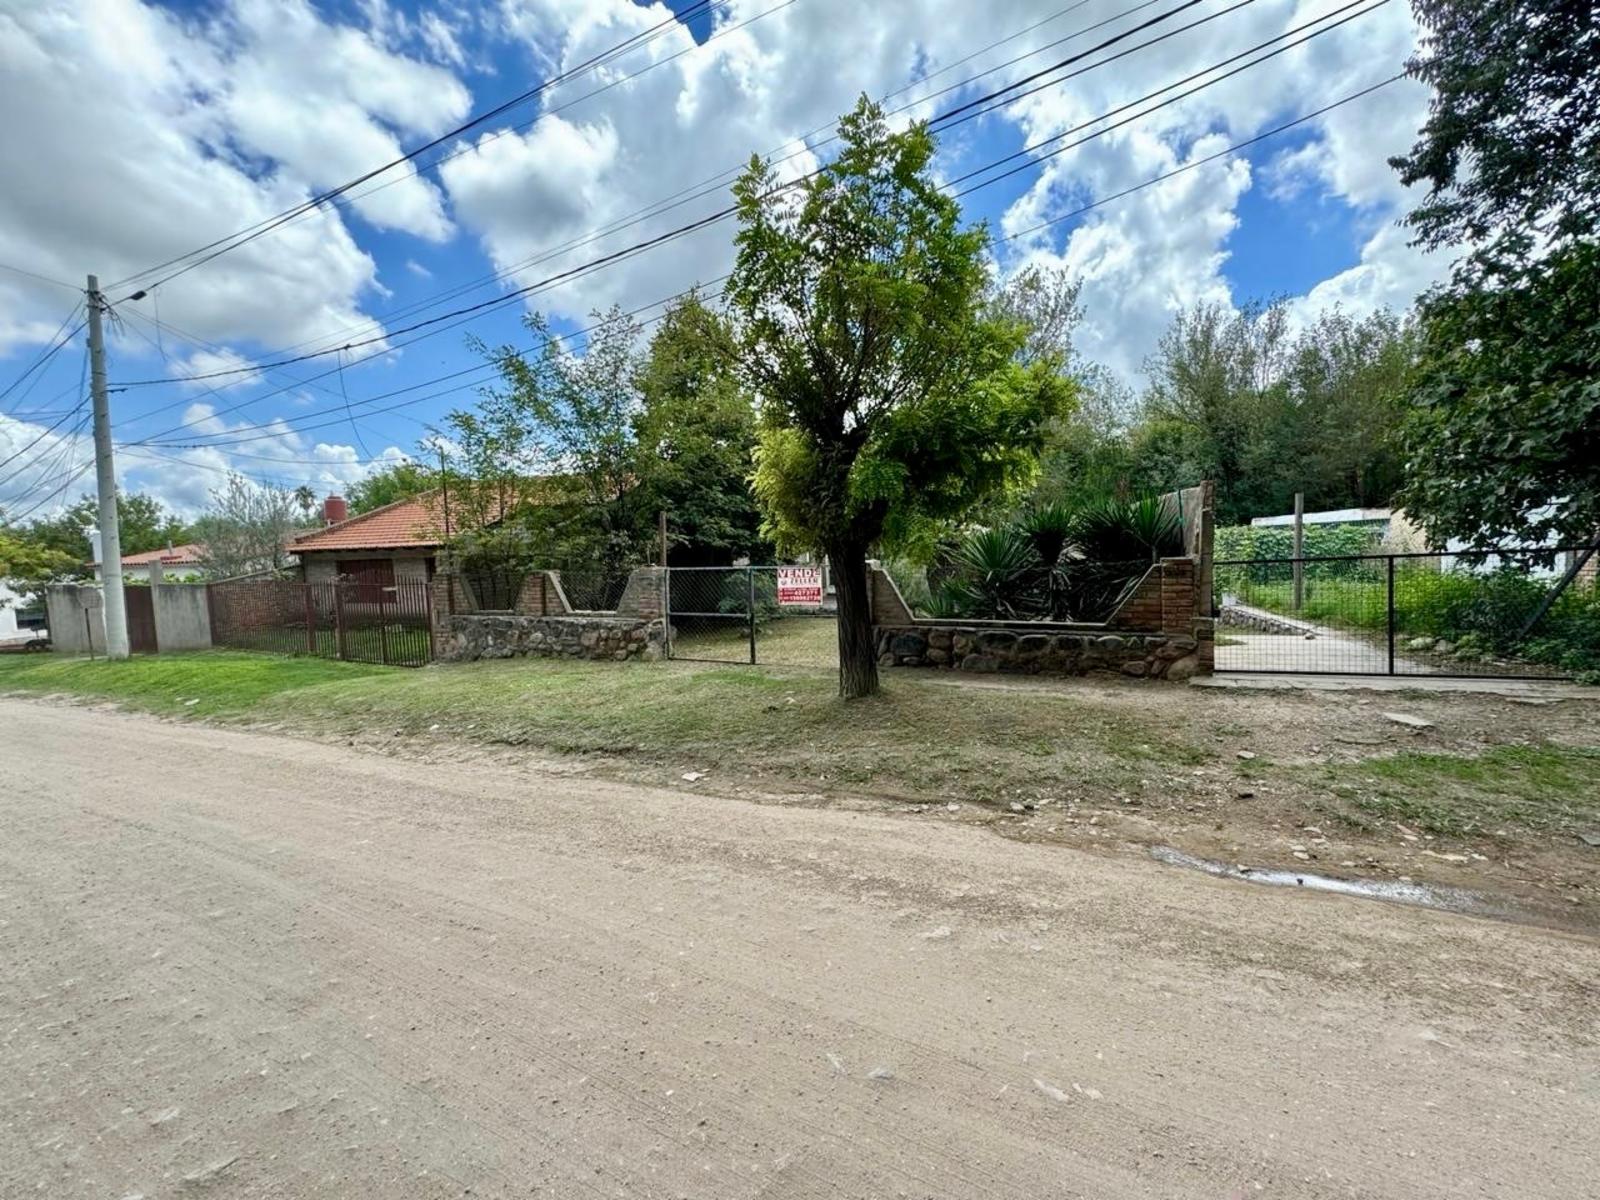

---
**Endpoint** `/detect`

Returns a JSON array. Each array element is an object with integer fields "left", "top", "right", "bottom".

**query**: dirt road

[{"left": 2, "top": 700, "right": 1596, "bottom": 1198}]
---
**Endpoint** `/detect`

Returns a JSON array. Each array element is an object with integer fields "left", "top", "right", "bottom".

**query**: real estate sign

[{"left": 776, "top": 566, "right": 824, "bottom": 607}]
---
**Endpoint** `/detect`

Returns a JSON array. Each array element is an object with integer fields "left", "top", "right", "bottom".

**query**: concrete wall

[
  {"left": 151, "top": 583, "right": 212, "bottom": 651},
  {"left": 45, "top": 585, "right": 105, "bottom": 654},
  {"left": 45, "top": 582, "right": 213, "bottom": 653}
]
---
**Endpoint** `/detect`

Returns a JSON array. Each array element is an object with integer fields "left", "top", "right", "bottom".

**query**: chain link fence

[{"left": 666, "top": 566, "right": 838, "bottom": 669}]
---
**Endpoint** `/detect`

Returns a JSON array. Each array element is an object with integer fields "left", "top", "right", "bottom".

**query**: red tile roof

[
  {"left": 291, "top": 493, "right": 450, "bottom": 553},
  {"left": 94, "top": 543, "right": 205, "bottom": 567}
]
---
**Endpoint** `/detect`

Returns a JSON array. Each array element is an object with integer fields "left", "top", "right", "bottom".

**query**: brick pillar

[
  {"left": 514, "top": 571, "right": 547, "bottom": 616},
  {"left": 866, "top": 563, "right": 914, "bottom": 624},
  {"left": 1159, "top": 557, "right": 1196, "bottom": 634},
  {"left": 616, "top": 567, "right": 665, "bottom": 620}
]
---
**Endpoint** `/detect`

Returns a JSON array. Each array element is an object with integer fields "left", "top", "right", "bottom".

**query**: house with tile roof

[
  {"left": 90, "top": 542, "right": 206, "bottom": 584},
  {"left": 290, "top": 494, "right": 453, "bottom": 594}
]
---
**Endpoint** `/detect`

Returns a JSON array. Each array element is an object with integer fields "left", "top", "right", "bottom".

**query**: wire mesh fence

[
  {"left": 556, "top": 566, "right": 633, "bottom": 613},
  {"left": 1214, "top": 547, "right": 1596, "bottom": 678},
  {"left": 208, "top": 577, "right": 433, "bottom": 667},
  {"left": 666, "top": 566, "right": 838, "bottom": 669}
]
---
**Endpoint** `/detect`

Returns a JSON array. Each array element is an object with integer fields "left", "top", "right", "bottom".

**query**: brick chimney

[{"left": 322, "top": 495, "right": 349, "bottom": 525}]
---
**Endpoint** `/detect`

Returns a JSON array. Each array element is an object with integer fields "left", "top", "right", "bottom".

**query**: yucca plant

[
  {"left": 947, "top": 526, "right": 1043, "bottom": 619},
  {"left": 1071, "top": 494, "right": 1184, "bottom": 564},
  {"left": 1016, "top": 501, "right": 1077, "bottom": 570}
]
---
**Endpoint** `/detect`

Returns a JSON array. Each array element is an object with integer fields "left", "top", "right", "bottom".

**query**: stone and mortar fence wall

[
  {"left": 431, "top": 565, "right": 665, "bottom": 663},
  {"left": 869, "top": 556, "right": 1213, "bottom": 681}
]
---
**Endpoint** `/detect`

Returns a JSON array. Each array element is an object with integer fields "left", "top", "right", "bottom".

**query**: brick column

[
  {"left": 513, "top": 571, "right": 548, "bottom": 616},
  {"left": 1159, "top": 557, "right": 1196, "bottom": 634},
  {"left": 867, "top": 563, "right": 914, "bottom": 624},
  {"left": 616, "top": 567, "right": 665, "bottom": 620}
]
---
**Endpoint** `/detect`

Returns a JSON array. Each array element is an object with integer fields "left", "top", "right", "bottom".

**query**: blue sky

[{"left": 0, "top": 0, "right": 1441, "bottom": 519}]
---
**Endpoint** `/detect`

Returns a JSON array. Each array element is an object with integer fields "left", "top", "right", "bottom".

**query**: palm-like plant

[{"left": 946, "top": 526, "right": 1042, "bottom": 619}]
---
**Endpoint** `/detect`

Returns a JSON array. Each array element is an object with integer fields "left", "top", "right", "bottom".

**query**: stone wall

[
  {"left": 431, "top": 564, "right": 667, "bottom": 664},
  {"left": 436, "top": 613, "right": 665, "bottom": 663},
  {"left": 869, "top": 553, "right": 1213, "bottom": 682},
  {"left": 874, "top": 624, "right": 1204, "bottom": 681}
]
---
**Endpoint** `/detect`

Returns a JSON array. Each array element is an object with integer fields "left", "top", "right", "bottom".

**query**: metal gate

[
  {"left": 1213, "top": 547, "right": 1592, "bottom": 679},
  {"left": 124, "top": 585, "right": 158, "bottom": 654},
  {"left": 665, "top": 565, "right": 838, "bottom": 669},
  {"left": 207, "top": 577, "right": 435, "bottom": 666}
]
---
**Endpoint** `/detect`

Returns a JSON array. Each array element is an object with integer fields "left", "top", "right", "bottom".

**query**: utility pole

[{"left": 86, "top": 275, "right": 129, "bottom": 660}]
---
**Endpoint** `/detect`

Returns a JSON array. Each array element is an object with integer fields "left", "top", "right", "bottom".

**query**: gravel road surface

[{"left": 2, "top": 699, "right": 1595, "bottom": 1198}]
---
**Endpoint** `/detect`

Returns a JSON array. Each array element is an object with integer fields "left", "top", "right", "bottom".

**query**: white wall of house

[{"left": 302, "top": 553, "right": 433, "bottom": 585}]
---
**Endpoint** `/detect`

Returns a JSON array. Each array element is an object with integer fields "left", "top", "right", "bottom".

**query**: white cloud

[
  {"left": 175, "top": 349, "right": 263, "bottom": 392},
  {"left": 1, "top": 0, "right": 1449, "bottom": 516},
  {"left": 0, "top": 0, "right": 469, "bottom": 368}
]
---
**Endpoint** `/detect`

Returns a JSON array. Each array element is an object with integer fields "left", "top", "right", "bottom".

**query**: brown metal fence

[{"left": 207, "top": 577, "right": 434, "bottom": 667}]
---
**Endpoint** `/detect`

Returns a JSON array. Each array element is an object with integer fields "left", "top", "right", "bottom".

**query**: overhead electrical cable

[
  {"left": 116, "top": 0, "right": 1254, "bottom": 393},
  {"left": 105, "top": 0, "right": 730, "bottom": 297}
]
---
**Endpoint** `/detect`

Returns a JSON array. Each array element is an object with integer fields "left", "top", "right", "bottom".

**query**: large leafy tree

[
  {"left": 0, "top": 526, "right": 79, "bottom": 608},
  {"left": 728, "top": 97, "right": 1071, "bottom": 697},
  {"left": 444, "top": 307, "right": 647, "bottom": 579},
  {"left": 631, "top": 292, "right": 765, "bottom": 564},
  {"left": 348, "top": 461, "right": 434, "bottom": 515},
  {"left": 1390, "top": 0, "right": 1600, "bottom": 546}
]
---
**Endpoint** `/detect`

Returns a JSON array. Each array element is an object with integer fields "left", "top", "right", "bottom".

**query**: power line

[
  {"left": 0, "top": 303, "right": 84, "bottom": 408},
  {"left": 139, "top": 283, "right": 730, "bottom": 452},
  {"left": 0, "top": 260, "right": 80, "bottom": 294},
  {"left": 127, "top": 14, "right": 1389, "bottom": 455},
  {"left": 950, "top": 0, "right": 1389, "bottom": 196},
  {"left": 105, "top": 0, "right": 729, "bottom": 298},
  {"left": 115, "top": 0, "right": 1245, "bottom": 393},
  {"left": 160, "top": 72, "right": 1406, "bottom": 459},
  {"left": 248, "top": 0, "right": 1168, "bottom": 369},
  {"left": 1000, "top": 74, "right": 1406, "bottom": 244},
  {"left": 94, "top": 0, "right": 1169, "bottom": 405}
]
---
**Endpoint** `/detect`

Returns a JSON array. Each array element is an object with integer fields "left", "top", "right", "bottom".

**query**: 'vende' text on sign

[{"left": 776, "top": 566, "right": 824, "bottom": 606}]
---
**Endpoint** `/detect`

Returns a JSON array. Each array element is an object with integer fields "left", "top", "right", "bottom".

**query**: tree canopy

[
  {"left": 1390, "top": 0, "right": 1600, "bottom": 547},
  {"left": 728, "top": 96, "right": 1072, "bottom": 695}
]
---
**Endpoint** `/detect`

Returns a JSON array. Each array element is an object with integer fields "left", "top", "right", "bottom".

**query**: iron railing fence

[
  {"left": 208, "top": 577, "right": 433, "bottom": 667},
  {"left": 665, "top": 565, "right": 838, "bottom": 669},
  {"left": 1213, "top": 546, "right": 1597, "bottom": 678}
]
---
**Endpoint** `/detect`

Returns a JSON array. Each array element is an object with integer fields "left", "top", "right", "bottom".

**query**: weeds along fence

[{"left": 207, "top": 577, "right": 433, "bottom": 666}]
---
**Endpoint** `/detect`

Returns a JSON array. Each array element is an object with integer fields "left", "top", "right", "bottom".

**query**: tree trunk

[{"left": 829, "top": 546, "right": 880, "bottom": 699}]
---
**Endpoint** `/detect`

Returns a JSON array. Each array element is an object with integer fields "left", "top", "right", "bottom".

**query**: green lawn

[
  {"left": 3, "top": 650, "right": 1595, "bottom": 850},
  {"left": 0, "top": 648, "right": 1202, "bottom": 803},
  {"left": 0, "top": 651, "right": 390, "bottom": 718},
  {"left": 1315, "top": 745, "right": 1600, "bottom": 839}
]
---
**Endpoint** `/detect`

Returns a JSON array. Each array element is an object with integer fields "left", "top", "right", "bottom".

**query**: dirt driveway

[{"left": 2, "top": 699, "right": 1596, "bottom": 1198}]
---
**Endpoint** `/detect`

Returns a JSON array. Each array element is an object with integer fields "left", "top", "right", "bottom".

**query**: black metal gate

[
  {"left": 1213, "top": 546, "right": 1594, "bottom": 679},
  {"left": 665, "top": 565, "right": 838, "bottom": 669}
]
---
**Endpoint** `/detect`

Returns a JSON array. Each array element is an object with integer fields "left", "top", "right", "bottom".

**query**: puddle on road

[{"left": 1149, "top": 846, "right": 1505, "bottom": 920}]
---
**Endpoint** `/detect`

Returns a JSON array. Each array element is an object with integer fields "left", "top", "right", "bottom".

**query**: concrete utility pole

[{"left": 86, "top": 275, "right": 129, "bottom": 660}]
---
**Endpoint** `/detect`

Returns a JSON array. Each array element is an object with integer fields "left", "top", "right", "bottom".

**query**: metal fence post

[
  {"left": 662, "top": 566, "right": 673, "bottom": 660},
  {"left": 1386, "top": 555, "right": 1396, "bottom": 676},
  {"left": 747, "top": 566, "right": 757, "bottom": 665},
  {"left": 378, "top": 590, "right": 390, "bottom": 664},
  {"left": 333, "top": 583, "right": 347, "bottom": 662}
]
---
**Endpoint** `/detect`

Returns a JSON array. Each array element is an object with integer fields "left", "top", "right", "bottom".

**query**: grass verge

[
  {"left": 1315, "top": 745, "right": 1600, "bottom": 839},
  {"left": 0, "top": 650, "right": 1206, "bottom": 803}
]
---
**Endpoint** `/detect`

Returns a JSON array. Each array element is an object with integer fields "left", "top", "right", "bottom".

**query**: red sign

[{"left": 777, "top": 566, "right": 824, "bottom": 606}]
